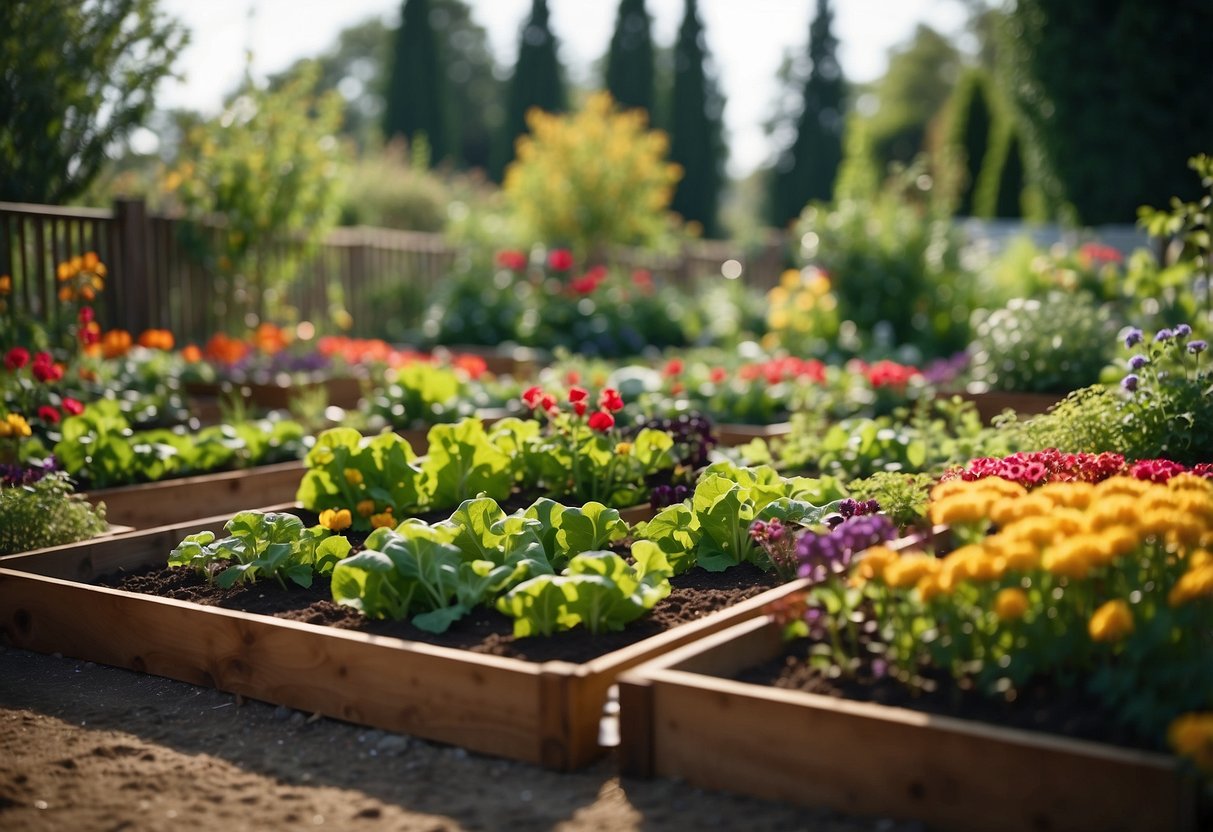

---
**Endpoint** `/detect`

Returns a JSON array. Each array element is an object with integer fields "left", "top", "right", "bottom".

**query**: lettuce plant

[
  {"left": 168, "top": 510, "right": 350, "bottom": 589},
  {"left": 296, "top": 427, "right": 426, "bottom": 530},
  {"left": 635, "top": 463, "right": 846, "bottom": 574}
]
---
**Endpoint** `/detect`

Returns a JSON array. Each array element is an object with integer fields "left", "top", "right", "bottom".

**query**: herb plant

[{"left": 0, "top": 469, "right": 108, "bottom": 555}]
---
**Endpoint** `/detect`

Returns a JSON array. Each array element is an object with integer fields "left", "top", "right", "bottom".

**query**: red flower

[
  {"left": 670, "top": 382, "right": 685, "bottom": 395},
  {"left": 32, "top": 359, "right": 62, "bottom": 383},
  {"left": 37, "top": 405, "right": 61, "bottom": 425},
  {"left": 568, "top": 386, "right": 588, "bottom": 404},
  {"left": 573, "top": 401, "right": 587, "bottom": 416},
  {"left": 709, "top": 367, "right": 728, "bottom": 383},
  {"left": 78, "top": 306, "right": 95, "bottom": 324},
  {"left": 599, "top": 387, "right": 624, "bottom": 412},
  {"left": 565, "top": 370, "right": 581, "bottom": 385},
  {"left": 631, "top": 269, "right": 654, "bottom": 292},
  {"left": 4, "top": 347, "right": 29, "bottom": 370},
  {"left": 569, "top": 274, "right": 600, "bottom": 294},
  {"left": 539, "top": 392, "right": 558, "bottom": 414},
  {"left": 548, "top": 249, "right": 574, "bottom": 271},
  {"left": 62, "top": 397, "right": 84, "bottom": 416},
  {"left": 587, "top": 410, "right": 615, "bottom": 432},
  {"left": 663, "top": 358, "right": 683, "bottom": 377},
  {"left": 522, "top": 386, "right": 545, "bottom": 409},
  {"left": 496, "top": 250, "right": 528, "bottom": 271}
]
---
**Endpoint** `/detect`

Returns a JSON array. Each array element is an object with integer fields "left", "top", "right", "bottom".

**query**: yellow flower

[
  {"left": 3, "top": 413, "right": 32, "bottom": 438},
  {"left": 319, "top": 508, "right": 352, "bottom": 532},
  {"left": 852, "top": 545, "right": 898, "bottom": 584},
  {"left": 930, "top": 493, "right": 994, "bottom": 527},
  {"left": 1168, "top": 712, "right": 1213, "bottom": 773},
  {"left": 883, "top": 554, "right": 940, "bottom": 589},
  {"left": 1168, "top": 473, "right": 1213, "bottom": 495},
  {"left": 1168, "top": 564, "right": 1213, "bottom": 607},
  {"left": 1042, "top": 535, "right": 1104, "bottom": 580},
  {"left": 1034, "top": 481, "right": 1095, "bottom": 510},
  {"left": 370, "top": 508, "right": 395, "bottom": 529},
  {"left": 929, "top": 479, "right": 971, "bottom": 502},
  {"left": 1088, "top": 496, "right": 1142, "bottom": 532},
  {"left": 984, "top": 535, "right": 1040, "bottom": 572},
  {"left": 344, "top": 468, "right": 364, "bottom": 486},
  {"left": 994, "top": 587, "right": 1029, "bottom": 621},
  {"left": 614, "top": 442, "right": 633, "bottom": 455},
  {"left": 1097, "top": 526, "right": 1141, "bottom": 562},
  {"left": 1190, "top": 549, "right": 1213, "bottom": 570},
  {"left": 355, "top": 499, "right": 376, "bottom": 518},
  {"left": 916, "top": 573, "right": 947, "bottom": 603},
  {"left": 1001, "top": 515, "right": 1064, "bottom": 548},
  {"left": 1088, "top": 599, "right": 1134, "bottom": 642},
  {"left": 1095, "top": 476, "right": 1151, "bottom": 500},
  {"left": 989, "top": 493, "right": 1053, "bottom": 527}
]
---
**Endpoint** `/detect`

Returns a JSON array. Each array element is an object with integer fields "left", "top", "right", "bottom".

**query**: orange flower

[
  {"left": 253, "top": 323, "right": 288, "bottom": 355},
  {"left": 181, "top": 344, "right": 202, "bottom": 363},
  {"left": 0, "top": 275, "right": 11, "bottom": 295},
  {"left": 204, "top": 333, "right": 249, "bottom": 365},
  {"left": 100, "top": 329, "right": 133, "bottom": 359},
  {"left": 58, "top": 286, "right": 75, "bottom": 302},
  {"left": 138, "top": 329, "right": 175, "bottom": 351}
]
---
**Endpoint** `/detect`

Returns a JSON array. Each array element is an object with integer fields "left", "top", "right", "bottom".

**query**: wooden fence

[{"left": 0, "top": 199, "right": 787, "bottom": 344}]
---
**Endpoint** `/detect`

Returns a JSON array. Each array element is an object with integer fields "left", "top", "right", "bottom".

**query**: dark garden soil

[
  {"left": 98, "top": 563, "right": 782, "bottom": 664},
  {"left": 736, "top": 640, "right": 1156, "bottom": 753}
]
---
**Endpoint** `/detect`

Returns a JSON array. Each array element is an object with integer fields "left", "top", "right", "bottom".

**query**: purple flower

[
  {"left": 1128, "top": 354, "right": 1148, "bottom": 370},
  {"left": 1121, "top": 374, "right": 1140, "bottom": 392},
  {"left": 1189, "top": 340, "right": 1208, "bottom": 355},
  {"left": 1124, "top": 328, "right": 1143, "bottom": 348},
  {"left": 1154, "top": 329, "right": 1174, "bottom": 343},
  {"left": 795, "top": 514, "right": 896, "bottom": 586},
  {"left": 1175, "top": 324, "right": 1192, "bottom": 338}
]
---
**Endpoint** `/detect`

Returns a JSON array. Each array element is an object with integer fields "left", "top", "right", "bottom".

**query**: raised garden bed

[
  {"left": 939, "top": 390, "right": 1062, "bottom": 424},
  {"left": 186, "top": 377, "right": 365, "bottom": 417},
  {"left": 0, "top": 515, "right": 795, "bottom": 770},
  {"left": 617, "top": 615, "right": 1200, "bottom": 832},
  {"left": 84, "top": 461, "right": 307, "bottom": 530},
  {"left": 713, "top": 421, "right": 792, "bottom": 447}
]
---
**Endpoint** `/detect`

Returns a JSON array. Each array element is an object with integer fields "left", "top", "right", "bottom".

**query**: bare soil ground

[{"left": 0, "top": 646, "right": 922, "bottom": 832}]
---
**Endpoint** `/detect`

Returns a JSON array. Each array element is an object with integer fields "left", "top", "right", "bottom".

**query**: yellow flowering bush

[
  {"left": 503, "top": 92, "right": 682, "bottom": 256},
  {"left": 761, "top": 267, "right": 840, "bottom": 356},
  {"left": 856, "top": 475, "right": 1213, "bottom": 751}
]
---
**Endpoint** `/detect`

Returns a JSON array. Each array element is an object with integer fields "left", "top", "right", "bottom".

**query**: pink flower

[
  {"left": 587, "top": 410, "right": 615, "bottom": 432},
  {"left": 62, "top": 397, "right": 84, "bottom": 416},
  {"left": 548, "top": 249, "right": 574, "bottom": 271}
]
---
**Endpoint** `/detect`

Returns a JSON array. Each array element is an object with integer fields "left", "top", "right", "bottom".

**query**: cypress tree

[
  {"left": 669, "top": 0, "right": 725, "bottom": 238},
  {"left": 768, "top": 0, "right": 846, "bottom": 227},
  {"left": 495, "top": 0, "right": 566, "bottom": 180},
  {"left": 945, "top": 69, "right": 994, "bottom": 217},
  {"left": 382, "top": 0, "right": 448, "bottom": 163},
  {"left": 605, "top": 0, "right": 655, "bottom": 115},
  {"left": 992, "top": 128, "right": 1025, "bottom": 218}
]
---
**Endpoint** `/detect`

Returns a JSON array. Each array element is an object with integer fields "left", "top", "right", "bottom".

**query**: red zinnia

[
  {"left": 32, "top": 360, "right": 62, "bottom": 383},
  {"left": 4, "top": 347, "right": 29, "bottom": 370},
  {"left": 496, "top": 250, "right": 529, "bottom": 271},
  {"left": 587, "top": 410, "right": 615, "bottom": 432},
  {"left": 599, "top": 387, "right": 624, "bottom": 412},
  {"left": 709, "top": 367, "right": 728, "bottom": 383},
  {"left": 548, "top": 249, "right": 574, "bottom": 271},
  {"left": 522, "top": 386, "right": 545, "bottom": 409},
  {"left": 539, "top": 392, "right": 558, "bottom": 414},
  {"left": 62, "top": 397, "right": 84, "bottom": 416},
  {"left": 568, "top": 386, "right": 588, "bottom": 404},
  {"left": 573, "top": 401, "right": 587, "bottom": 416},
  {"left": 37, "top": 405, "right": 61, "bottom": 425},
  {"left": 663, "top": 358, "right": 684, "bottom": 377}
]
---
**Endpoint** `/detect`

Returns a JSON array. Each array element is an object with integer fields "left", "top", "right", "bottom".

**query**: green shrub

[{"left": 0, "top": 471, "right": 107, "bottom": 555}]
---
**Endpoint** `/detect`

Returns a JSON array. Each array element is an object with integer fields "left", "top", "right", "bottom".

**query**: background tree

[
  {"left": 0, "top": 0, "right": 186, "bottom": 203},
  {"left": 944, "top": 68, "right": 994, "bottom": 217},
  {"left": 495, "top": 0, "right": 566, "bottom": 181},
  {"left": 1001, "top": 0, "right": 1213, "bottom": 223},
  {"left": 669, "top": 0, "right": 726, "bottom": 238},
  {"left": 431, "top": 0, "right": 502, "bottom": 172},
  {"left": 767, "top": 0, "right": 846, "bottom": 228},
  {"left": 975, "top": 124, "right": 1025, "bottom": 218},
  {"left": 605, "top": 0, "right": 655, "bottom": 116},
  {"left": 382, "top": 0, "right": 449, "bottom": 164}
]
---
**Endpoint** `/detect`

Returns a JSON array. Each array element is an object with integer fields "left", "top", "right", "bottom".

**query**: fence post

[{"left": 113, "top": 198, "right": 151, "bottom": 334}]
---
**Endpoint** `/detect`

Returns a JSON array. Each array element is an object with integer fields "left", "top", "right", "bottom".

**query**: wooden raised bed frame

[
  {"left": 0, "top": 514, "right": 793, "bottom": 771},
  {"left": 617, "top": 616, "right": 1198, "bottom": 832},
  {"left": 713, "top": 421, "right": 792, "bottom": 448}
]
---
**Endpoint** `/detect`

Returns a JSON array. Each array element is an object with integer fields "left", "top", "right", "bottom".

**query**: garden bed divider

[{"left": 617, "top": 615, "right": 1198, "bottom": 832}]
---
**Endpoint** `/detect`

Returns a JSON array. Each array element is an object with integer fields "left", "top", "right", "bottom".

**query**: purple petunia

[
  {"left": 795, "top": 514, "right": 896, "bottom": 586},
  {"left": 1121, "top": 374, "right": 1140, "bottom": 392},
  {"left": 1124, "top": 328, "right": 1143, "bottom": 348},
  {"left": 1128, "top": 354, "right": 1148, "bottom": 370}
]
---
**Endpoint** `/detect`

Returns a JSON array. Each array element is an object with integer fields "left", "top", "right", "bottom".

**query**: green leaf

[
  {"left": 553, "top": 502, "right": 628, "bottom": 561},
  {"left": 422, "top": 418, "right": 513, "bottom": 509}
]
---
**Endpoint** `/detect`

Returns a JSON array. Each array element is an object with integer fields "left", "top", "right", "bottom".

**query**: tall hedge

[
  {"left": 669, "top": 0, "right": 725, "bottom": 238},
  {"left": 605, "top": 0, "right": 655, "bottom": 115},
  {"left": 1001, "top": 0, "right": 1213, "bottom": 223},
  {"left": 945, "top": 69, "right": 994, "bottom": 217},
  {"left": 495, "top": 0, "right": 566, "bottom": 180},
  {"left": 382, "top": 0, "right": 448, "bottom": 163}
]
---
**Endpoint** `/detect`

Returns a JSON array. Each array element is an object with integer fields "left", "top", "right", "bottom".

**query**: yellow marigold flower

[
  {"left": 929, "top": 479, "right": 971, "bottom": 502},
  {"left": 984, "top": 535, "right": 1040, "bottom": 572},
  {"left": 1166, "top": 514, "right": 1208, "bottom": 550},
  {"left": 344, "top": 468, "right": 364, "bottom": 486},
  {"left": 1088, "top": 599, "right": 1134, "bottom": 642},
  {"left": 1001, "top": 515, "right": 1064, "bottom": 548},
  {"left": 356, "top": 499, "right": 376, "bottom": 518},
  {"left": 1098, "top": 526, "right": 1141, "bottom": 562},
  {"left": 883, "top": 554, "right": 940, "bottom": 589},
  {"left": 994, "top": 587, "right": 1029, "bottom": 622},
  {"left": 56, "top": 261, "right": 74, "bottom": 281},
  {"left": 1171, "top": 492, "right": 1213, "bottom": 525},
  {"left": 615, "top": 442, "right": 633, "bottom": 455},
  {"left": 930, "top": 493, "right": 995, "bottom": 527},
  {"left": 1168, "top": 473, "right": 1213, "bottom": 495},
  {"left": 370, "top": 508, "right": 395, "bottom": 529},
  {"left": 989, "top": 493, "right": 1053, "bottom": 527},
  {"left": 853, "top": 545, "right": 898, "bottom": 584},
  {"left": 916, "top": 573, "right": 947, "bottom": 603},
  {"left": 319, "top": 508, "right": 352, "bottom": 532},
  {"left": 979, "top": 476, "right": 1029, "bottom": 499},
  {"left": 3, "top": 413, "right": 32, "bottom": 438},
  {"left": 1035, "top": 481, "right": 1095, "bottom": 510},
  {"left": 1168, "top": 713, "right": 1213, "bottom": 773},
  {"left": 1190, "top": 550, "right": 1213, "bottom": 569},
  {"left": 944, "top": 545, "right": 1003, "bottom": 584},
  {"left": 1095, "top": 476, "right": 1151, "bottom": 499},
  {"left": 1168, "top": 564, "right": 1213, "bottom": 607},
  {"left": 1088, "top": 496, "right": 1142, "bottom": 532},
  {"left": 82, "top": 251, "right": 100, "bottom": 270}
]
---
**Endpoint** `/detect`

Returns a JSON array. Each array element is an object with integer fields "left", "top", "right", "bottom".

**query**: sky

[{"left": 156, "top": 0, "right": 972, "bottom": 176}]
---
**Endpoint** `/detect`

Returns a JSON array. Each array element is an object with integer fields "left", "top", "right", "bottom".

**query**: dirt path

[{"left": 0, "top": 646, "right": 919, "bottom": 832}]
